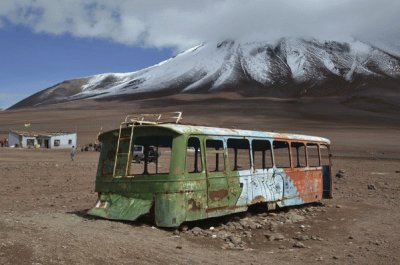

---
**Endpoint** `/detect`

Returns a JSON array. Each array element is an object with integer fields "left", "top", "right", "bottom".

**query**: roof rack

[{"left": 123, "top": 111, "right": 183, "bottom": 125}]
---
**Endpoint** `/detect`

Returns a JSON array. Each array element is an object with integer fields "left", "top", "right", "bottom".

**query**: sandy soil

[{"left": 0, "top": 94, "right": 400, "bottom": 264}]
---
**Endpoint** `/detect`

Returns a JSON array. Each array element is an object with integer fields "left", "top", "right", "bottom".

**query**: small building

[{"left": 8, "top": 131, "right": 77, "bottom": 149}]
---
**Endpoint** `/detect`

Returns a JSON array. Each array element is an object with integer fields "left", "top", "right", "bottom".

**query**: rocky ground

[{"left": 0, "top": 95, "right": 400, "bottom": 264}]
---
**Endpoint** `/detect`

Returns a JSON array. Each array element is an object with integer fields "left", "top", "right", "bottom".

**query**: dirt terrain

[{"left": 0, "top": 93, "right": 400, "bottom": 264}]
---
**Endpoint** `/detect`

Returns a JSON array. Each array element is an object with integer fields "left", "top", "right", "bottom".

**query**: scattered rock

[
  {"left": 265, "top": 233, "right": 285, "bottom": 241},
  {"left": 173, "top": 229, "right": 180, "bottom": 236},
  {"left": 286, "top": 212, "right": 305, "bottom": 223},
  {"left": 191, "top": 227, "right": 203, "bottom": 236},
  {"left": 228, "top": 235, "right": 242, "bottom": 245},
  {"left": 333, "top": 256, "right": 339, "bottom": 260},
  {"left": 293, "top": 241, "right": 306, "bottom": 248},
  {"left": 293, "top": 234, "right": 309, "bottom": 241},
  {"left": 336, "top": 170, "right": 346, "bottom": 178},
  {"left": 367, "top": 184, "right": 377, "bottom": 190}
]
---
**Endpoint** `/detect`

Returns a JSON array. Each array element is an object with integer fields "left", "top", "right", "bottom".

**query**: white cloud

[{"left": 0, "top": 0, "right": 399, "bottom": 51}]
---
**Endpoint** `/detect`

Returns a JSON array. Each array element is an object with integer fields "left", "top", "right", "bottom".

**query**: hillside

[{"left": 10, "top": 38, "right": 400, "bottom": 109}]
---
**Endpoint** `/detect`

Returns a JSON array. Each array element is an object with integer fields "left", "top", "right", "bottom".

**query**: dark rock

[
  {"left": 293, "top": 234, "right": 309, "bottom": 241},
  {"left": 367, "top": 184, "right": 377, "bottom": 190},
  {"left": 336, "top": 170, "right": 346, "bottom": 178},
  {"left": 293, "top": 241, "right": 306, "bottom": 248},
  {"left": 191, "top": 227, "right": 203, "bottom": 236}
]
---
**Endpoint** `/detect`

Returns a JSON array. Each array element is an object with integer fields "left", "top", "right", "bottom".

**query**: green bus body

[{"left": 88, "top": 124, "right": 332, "bottom": 227}]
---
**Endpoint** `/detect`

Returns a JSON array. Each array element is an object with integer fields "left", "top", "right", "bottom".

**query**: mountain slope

[{"left": 11, "top": 38, "right": 400, "bottom": 109}]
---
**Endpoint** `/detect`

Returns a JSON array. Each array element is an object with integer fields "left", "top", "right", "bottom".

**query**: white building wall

[
  {"left": 8, "top": 132, "right": 20, "bottom": 147},
  {"left": 21, "top": 136, "right": 37, "bottom": 148},
  {"left": 50, "top": 133, "right": 77, "bottom": 149}
]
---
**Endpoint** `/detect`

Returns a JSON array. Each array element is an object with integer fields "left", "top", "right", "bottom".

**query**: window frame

[
  {"left": 227, "top": 138, "right": 251, "bottom": 172},
  {"left": 185, "top": 136, "right": 204, "bottom": 174},
  {"left": 290, "top": 141, "right": 307, "bottom": 168},
  {"left": 272, "top": 140, "right": 291, "bottom": 168},
  {"left": 307, "top": 142, "right": 320, "bottom": 167},
  {"left": 251, "top": 139, "right": 273, "bottom": 170},
  {"left": 205, "top": 138, "right": 226, "bottom": 173}
]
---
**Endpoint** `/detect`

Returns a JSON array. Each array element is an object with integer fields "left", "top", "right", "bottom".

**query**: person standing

[{"left": 71, "top": 146, "right": 76, "bottom": 161}]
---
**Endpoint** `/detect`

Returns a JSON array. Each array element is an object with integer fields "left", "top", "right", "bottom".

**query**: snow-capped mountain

[{"left": 11, "top": 38, "right": 400, "bottom": 108}]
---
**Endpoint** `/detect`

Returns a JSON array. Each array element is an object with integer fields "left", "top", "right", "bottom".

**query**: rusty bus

[{"left": 88, "top": 112, "right": 332, "bottom": 227}]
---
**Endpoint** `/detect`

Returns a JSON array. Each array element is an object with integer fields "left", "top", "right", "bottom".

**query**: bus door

[
  {"left": 252, "top": 139, "right": 283, "bottom": 203},
  {"left": 226, "top": 138, "right": 253, "bottom": 206},
  {"left": 272, "top": 141, "right": 292, "bottom": 202},
  {"left": 205, "top": 138, "right": 230, "bottom": 210},
  {"left": 320, "top": 144, "right": 332, "bottom": 198}
]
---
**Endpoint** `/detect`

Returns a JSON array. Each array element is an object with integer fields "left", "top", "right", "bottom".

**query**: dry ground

[{"left": 0, "top": 93, "right": 400, "bottom": 264}]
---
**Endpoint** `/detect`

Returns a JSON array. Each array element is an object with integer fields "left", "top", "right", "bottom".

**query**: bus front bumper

[{"left": 87, "top": 193, "right": 152, "bottom": 221}]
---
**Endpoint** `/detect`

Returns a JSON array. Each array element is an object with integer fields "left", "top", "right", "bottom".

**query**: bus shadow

[
  {"left": 68, "top": 209, "right": 156, "bottom": 227},
  {"left": 68, "top": 202, "right": 324, "bottom": 231}
]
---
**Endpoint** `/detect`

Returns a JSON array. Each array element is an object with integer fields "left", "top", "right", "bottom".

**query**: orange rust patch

[
  {"left": 188, "top": 199, "right": 201, "bottom": 211},
  {"left": 209, "top": 189, "right": 228, "bottom": 201},
  {"left": 251, "top": 195, "right": 266, "bottom": 204}
]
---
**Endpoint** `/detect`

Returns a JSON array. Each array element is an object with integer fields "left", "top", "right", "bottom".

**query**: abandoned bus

[{"left": 88, "top": 112, "right": 332, "bottom": 227}]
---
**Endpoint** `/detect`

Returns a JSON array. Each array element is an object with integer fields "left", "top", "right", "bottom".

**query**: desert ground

[{"left": 1, "top": 93, "right": 400, "bottom": 265}]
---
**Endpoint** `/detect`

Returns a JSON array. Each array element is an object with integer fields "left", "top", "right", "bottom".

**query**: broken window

[
  {"left": 252, "top": 140, "right": 273, "bottom": 169},
  {"left": 307, "top": 143, "right": 320, "bottom": 167},
  {"left": 54, "top": 139, "right": 60, "bottom": 147},
  {"left": 291, "top": 142, "right": 306, "bottom": 167},
  {"left": 227, "top": 138, "right": 251, "bottom": 171},
  {"left": 273, "top": 141, "right": 290, "bottom": 168},
  {"left": 320, "top": 145, "right": 330, "bottom": 166},
  {"left": 186, "top": 137, "right": 203, "bottom": 173},
  {"left": 27, "top": 139, "right": 35, "bottom": 147},
  {"left": 68, "top": 139, "right": 72, "bottom": 145},
  {"left": 206, "top": 139, "right": 225, "bottom": 172},
  {"left": 130, "top": 136, "right": 172, "bottom": 175}
]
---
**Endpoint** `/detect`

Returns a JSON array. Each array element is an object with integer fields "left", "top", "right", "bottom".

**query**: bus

[{"left": 88, "top": 112, "right": 332, "bottom": 227}]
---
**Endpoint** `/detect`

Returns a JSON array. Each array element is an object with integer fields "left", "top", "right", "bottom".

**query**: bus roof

[{"left": 132, "top": 123, "right": 331, "bottom": 144}]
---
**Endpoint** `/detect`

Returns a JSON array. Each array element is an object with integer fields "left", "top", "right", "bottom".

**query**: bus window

[
  {"left": 307, "top": 143, "right": 320, "bottom": 167},
  {"left": 227, "top": 138, "right": 251, "bottom": 171},
  {"left": 130, "top": 136, "right": 172, "bottom": 175},
  {"left": 291, "top": 142, "right": 306, "bottom": 167},
  {"left": 320, "top": 145, "right": 330, "bottom": 166},
  {"left": 186, "top": 137, "right": 203, "bottom": 173},
  {"left": 273, "top": 141, "right": 290, "bottom": 168},
  {"left": 206, "top": 139, "right": 225, "bottom": 172},
  {"left": 252, "top": 140, "right": 272, "bottom": 169}
]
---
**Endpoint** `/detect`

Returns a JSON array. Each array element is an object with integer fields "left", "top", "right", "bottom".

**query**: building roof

[{"left": 10, "top": 131, "right": 76, "bottom": 137}]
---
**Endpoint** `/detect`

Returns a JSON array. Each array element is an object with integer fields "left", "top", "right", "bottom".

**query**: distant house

[{"left": 8, "top": 131, "right": 77, "bottom": 149}]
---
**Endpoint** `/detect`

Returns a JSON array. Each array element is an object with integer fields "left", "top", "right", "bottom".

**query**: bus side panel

[
  {"left": 155, "top": 192, "right": 186, "bottom": 227},
  {"left": 182, "top": 176, "right": 208, "bottom": 222},
  {"left": 250, "top": 168, "right": 284, "bottom": 204},
  {"left": 277, "top": 168, "right": 323, "bottom": 207}
]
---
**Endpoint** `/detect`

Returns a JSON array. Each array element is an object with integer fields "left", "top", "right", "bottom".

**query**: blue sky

[{"left": 0, "top": 24, "right": 173, "bottom": 109}]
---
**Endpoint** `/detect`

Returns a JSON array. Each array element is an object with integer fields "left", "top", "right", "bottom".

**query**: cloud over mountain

[{"left": 0, "top": 0, "right": 399, "bottom": 51}]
